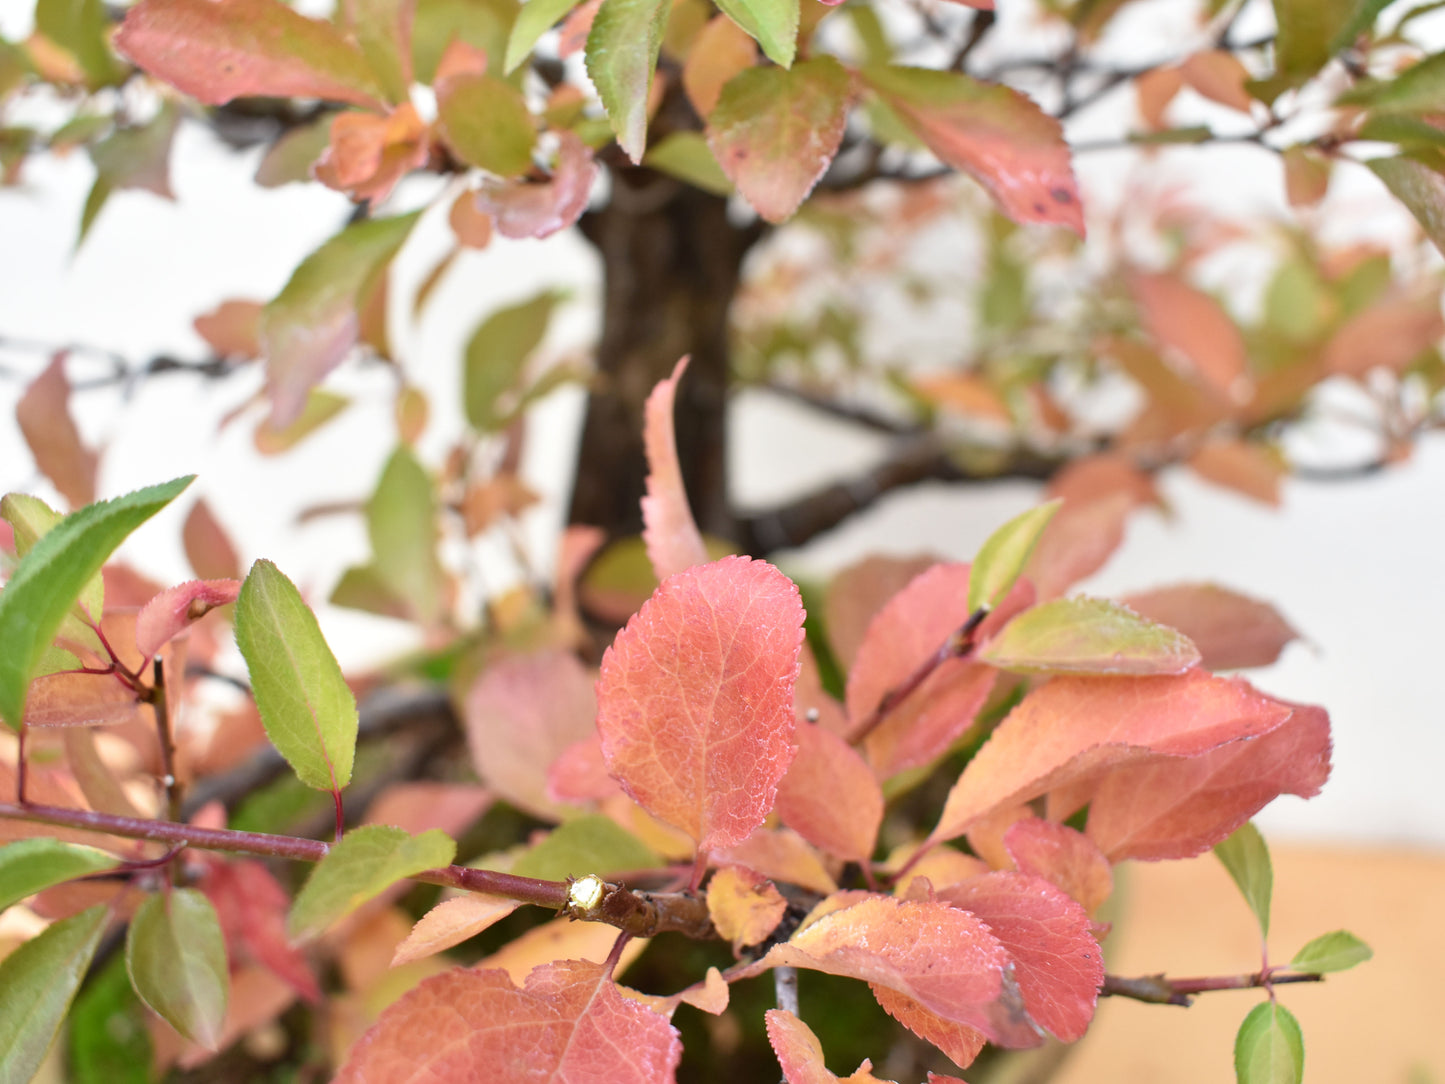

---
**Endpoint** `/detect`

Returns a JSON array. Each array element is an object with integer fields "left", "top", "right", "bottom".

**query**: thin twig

[{"left": 1102, "top": 970, "right": 1324, "bottom": 1007}]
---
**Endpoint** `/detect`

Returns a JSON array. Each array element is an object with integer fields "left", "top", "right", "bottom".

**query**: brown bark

[{"left": 569, "top": 166, "right": 760, "bottom": 545}]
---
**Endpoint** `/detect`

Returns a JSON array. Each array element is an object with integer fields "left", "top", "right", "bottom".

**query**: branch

[
  {"left": 737, "top": 434, "right": 1070, "bottom": 556},
  {"left": 1102, "top": 970, "right": 1325, "bottom": 1007},
  {"left": 0, "top": 800, "right": 716, "bottom": 939}
]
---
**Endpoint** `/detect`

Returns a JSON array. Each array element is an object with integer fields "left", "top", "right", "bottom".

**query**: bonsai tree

[{"left": 0, "top": 0, "right": 1433, "bottom": 1079}]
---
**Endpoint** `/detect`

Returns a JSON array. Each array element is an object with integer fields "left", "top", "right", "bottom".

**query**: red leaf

[
  {"left": 863, "top": 66, "right": 1083, "bottom": 234},
  {"left": 1082, "top": 701, "right": 1330, "bottom": 860},
  {"left": 597, "top": 556, "right": 804, "bottom": 851},
  {"left": 1003, "top": 818, "right": 1112, "bottom": 916},
  {"left": 1187, "top": 437, "right": 1284, "bottom": 506},
  {"left": 362, "top": 782, "right": 492, "bottom": 838},
  {"left": 641, "top": 357, "right": 708, "bottom": 582},
  {"left": 846, "top": 563, "right": 1028, "bottom": 777},
  {"left": 115, "top": 0, "right": 386, "bottom": 108},
  {"left": 939, "top": 872, "right": 1102, "bottom": 1041},
  {"left": 744, "top": 894, "right": 1039, "bottom": 1048},
  {"left": 134, "top": 579, "right": 240, "bottom": 661},
  {"left": 24, "top": 670, "right": 141, "bottom": 728},
  {"left": 869, "top": 986, "right": 987, "bottom": 1070},
  {"left": 932, "top": 670, "right": 1294, "bottom": 843},
  {"left": 548, "top": 734, "right": 621, "bottom": 803},
  {"left": 707, "top": 57, "right": 853, "bottom": 224},
  {"left": 824, "top": 554, "right": 939, "bottom": 672},
  {"left": 465, "top": 650, "right": 598, "bottom": 821},
  {"left": 1323, "top": 289, "right": 1445, "bottom": 376},
  {"left": 474, "top": 131, "right": 598, "bottom": 240},
  {"left": 193, "top": 300, "right": 264, "bottom": 360},
  {"left": 335, "top": 960, "right": 682, "bottom": 1083},
  {"left": 16, "top": 354, "right": 98, "bottom": 510},
  {"left": 774, "top": 718, "right": 882, "bottom": 863},
  {"left": 1129, "top": 271, "right": 1249, "bottom": 402},
  {"left": 202, "top": 858, "right": 320, "bottom": 1002},
  {"left": 1120, "top": 583, "right": 1299, "bottom": 671}
]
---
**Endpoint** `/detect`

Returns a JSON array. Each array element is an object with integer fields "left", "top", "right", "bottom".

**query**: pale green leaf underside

[
  {"left": 968, "top": 500, "right": 1061, "bottom": 614},
  {"left": 125, "top": 889, "right": 229, "bottom": 1049},
  {"left": 978, "top": 596, "right": 1200, "bottom": 675},
  {"left": 0, "top": 839, "right": 120, "bottom": 913},
  {"left": 0, "top": 476, "right": 193, "bottom": 731},
  {"left": 0, "top": 904, "right": 107, "bottom": 1084},
  {"left": 288, "top": 825, "right": 456, "bottom": 941},
  {"left": 584, "top": 0, "right": 670, "bottom": 163},
  {"left": 712, "top": 0, "right": 798, "bottom": 68},
  {"left": 234, "top": 559, "right": 358, "bottom": 792},
  {"left": 505, "top": 0, "right": 583, "bottom": 73}
]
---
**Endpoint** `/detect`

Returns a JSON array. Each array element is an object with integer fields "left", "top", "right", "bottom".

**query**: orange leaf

[
  {"left": 1003, "top": 818, "right": 1113, "bottom": 916},
  {"left": 1180, "top": 50, "right": 1253, "bottom": 113},
  {"left": 597, "top": 556, "right": 804, "bottom": 851},
  {"left": 182, "top": 499, "right": 243, "bottom": 582},
  {"left": 1082, "top": 701, "right": 1330, "bottom": 860},
  {"left": 824, "top": 554, "right": 939, "bottom": 672},
  {"left": 1323, "top": 290, "right": 1445, "bottom": 377},
  {"left": 714, "top": 827, "right": 838, "bottom": 896},
  {"left": 390, "top": 894, "right": 519, "bottom": 966},
  {"left": 641, "top": 357, "right": 708, "bottom": 582},
  {"left": 16, "top": 354, "right": 98, "bottom": 510},
  {"left": 932, "top": 670, "right": 1293, "bottom": 843},
  {"left": 1120, "top": 583, "right": 1299, "bottom": 671},
  {"left": 447, "top": 189, "right": 494, "bottom": 249},
  {"left": 1187, "top": 436, "right": 1284, "bottom": 506},
  {"left": 939, "top": 872, "right": 1101, "bottom": 1041},
  {"left": 1129, "top": 271, "right": 1249, "bottom": 401},
  {"left": 682, "top": 16, "right": 756, "bottom": 118},
  {"left": 745, "top": 894, "right": 1039, "bottom": 1048},
  {"left": 194, "top": 300, "right": 264, "bottom": 358},
  {"left": 335, "top": 960, "right": 681, "bottom": 1083},
  {"left": 706, "top": 865, "right": 788, "bottom": 949},
  {"left": 774, "top": 718, "right": 883, "bottom": 863},
  {"left": 23, "top": 670, "right": 141, "bottom": 728},
  {"left": 313, "top": 104, "right": 430, "bottom": 204},
  {"left": 766, "top": 1008, "right": 894, "bottom": 1083},
  {"left": 1282, "top": 145, "right": 1331, "bottom": 208},
  {"left": 465, "top": 650, "right": 597, "bottom": 821},
  {"left": 870, "top": 986, "right": 987, "bottom": 1070},
  {"left": 1134, "top": 64, "right": 1183, "bottom": 129}
]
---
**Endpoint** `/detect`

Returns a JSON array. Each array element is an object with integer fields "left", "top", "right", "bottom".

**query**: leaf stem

[{"left": 1101, "top": 970, "right": 1323, "bottom": 1007}]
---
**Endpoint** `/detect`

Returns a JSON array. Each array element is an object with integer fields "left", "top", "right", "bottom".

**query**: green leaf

[
  {"left": 0, "top": 839, "right": 120, "bottom": 913},
  {"left": 978, "top": 597, "right": 1201, "bottom": 675},
  {"left": 706, "top": 56, "right": 851, "bottom": 223},
  {"left": 412, "top": 0, "right": 519, "bottom": 85},
  {"left": 79, "top": 105, "right": 181, "bottom": 247},
  {"left": 124, "top": 889, "right": 229, "bottom": 1049},
  {"left": 343, "top": 0, "right": 413, "bottom": 102},
  {"left": 1234, "top": 1001, "right": 1304, "bottom": 1084},
  {"left": 1339, "top": 52, "right": 1445, "bottom": 115},
  {"left": 505, "top": 0, "right": 583, "bottom": 73},
  {"left": 0, "top": 904, "right": 107, "bottom": 1084},
  {"left": 367, "top": 447, "right": 443, "bottom": 625},
  {"left": 329, "top": 564, "right": 410, "bottom": 620},
  {"left": 35, "top": 0, "right": 127, "bottom": 87},
  {"left": 1289, "top": 929, "right": 1372, "bottom": 974},
  {"left": 968, "top": 500, "right": 1061, "bottom": 613},
  {"left": 644, "top": 132, "right": 733, "bottom": 197},
  {"left": 0, "top": 493, "right": 104, "bottom": 653},
  {"left": 288, "top": 825, "right": 456, "bottom": 941},
  {"left": 67, "top": 954, "right": 152, "bottom": 1084},
  {"left": 260, "top": 212, "right": 420, "bottom": 428},
  {"left": 463, "top": 292, "right": 558, "bottom": 431},
  {"left": 254, "top": 388, "right": 351, "bottom": 455},
  {"left": 437, "top": 73, "right": 537, "bottom": 177},
  {"left": 234, "top": 559, "right": 358, "bottom": 791},
  {"left": 712, "top": 0, "right": 798, "bottom": 68},
  {"left": 1214, "top": 821, "right": 1273, "bottom": 937},
  {"left": 0, "top": 477, "right": 193, "bottom": 731},
  {"left": 1368, "top": 156, "right": 1445, "bottom": 258},
  {"left": 510, "top": 815, "right": 661, "bottom": 881},
  {"left": 1249, "top": 0, "right": 1356, "bottom": 103},
  {"left": 584, "top": 0, "right": 671, "bottom": 162}
]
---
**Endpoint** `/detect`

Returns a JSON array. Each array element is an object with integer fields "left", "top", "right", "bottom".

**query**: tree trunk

[{"left": 569, "top": 168, "right": 759, "bottom": 546}]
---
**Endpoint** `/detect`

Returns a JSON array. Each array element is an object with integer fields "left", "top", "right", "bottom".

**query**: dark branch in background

[
  {"left": 179, "top": 685, "right": 458, "bottom": 820},
  {"left": 0, "top": 335, "right": 242, "bottom": 393}
]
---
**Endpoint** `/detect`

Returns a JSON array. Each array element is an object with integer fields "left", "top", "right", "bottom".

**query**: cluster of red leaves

[{"left": 349, "top": 361, "right": 1327, "bottom": 1082}]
